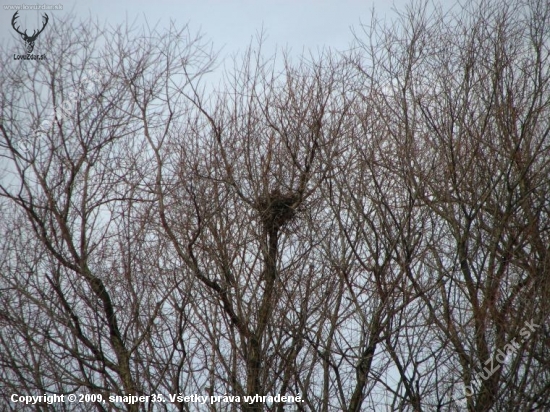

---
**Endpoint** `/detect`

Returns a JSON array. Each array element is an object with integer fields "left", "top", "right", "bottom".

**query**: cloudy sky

[{"left": 1, "top": 0, "right": 454, "bottom": 60}]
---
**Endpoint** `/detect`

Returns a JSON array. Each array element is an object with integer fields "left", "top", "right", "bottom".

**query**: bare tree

[
  {"left": 351, "top": 0, "right": 550, "bottom": 410},
  {"left": 147, "top": 45, "right": 360, "bottom": 410},
  {"left": 0, "top": 15, "right": 215, "bottom": 411}
]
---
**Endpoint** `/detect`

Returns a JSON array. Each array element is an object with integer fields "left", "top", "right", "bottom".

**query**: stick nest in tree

[{"left": 256, "top": 189, "right": 300, "bottom": 232}]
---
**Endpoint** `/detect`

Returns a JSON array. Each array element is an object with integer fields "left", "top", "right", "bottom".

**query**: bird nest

[{"left": 255, "top": 190, "right": 300, "bottom": 232}]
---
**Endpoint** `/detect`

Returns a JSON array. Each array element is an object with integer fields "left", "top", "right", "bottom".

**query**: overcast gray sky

[{"left": 2, "top": 0, "right": 455, "bottom": 60}]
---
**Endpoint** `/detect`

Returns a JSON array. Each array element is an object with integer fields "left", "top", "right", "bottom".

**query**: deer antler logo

[{"left": 11, "top": 12, "right": 49, "bottom": 54}]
